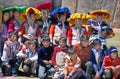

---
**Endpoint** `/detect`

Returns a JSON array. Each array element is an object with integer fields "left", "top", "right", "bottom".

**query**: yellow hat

[
  {"left": 68, "top": 13, "right": 90, "bottom": 25},
  {"left": 19, "top": 7, "right": 42, "bottom": 22},
  {"left": 90, "top": 10, "right": 111, "bottom": 20}
]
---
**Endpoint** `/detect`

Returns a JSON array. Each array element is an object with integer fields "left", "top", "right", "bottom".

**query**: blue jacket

[
  {"left": 90, "top": 48, "right": 106, "bottom": 75},
  {"left": 38, "top": 46, "right": 54, "bottom": 66}
]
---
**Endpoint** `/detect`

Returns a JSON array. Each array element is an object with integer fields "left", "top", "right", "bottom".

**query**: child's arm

[
  {"left": 29, "top": 52, "right": 38, "bottom": 61},
  {"left": 69, "top": 57, "right": 81, "bottom": 76},
  {"left": 51, "top": 47, "right": 57, "bottom": 66}
]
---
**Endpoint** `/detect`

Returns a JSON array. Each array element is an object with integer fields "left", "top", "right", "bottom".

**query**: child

[
  {"left": 38, "top": 36, "right": 55, "bottom": 79},
  {"left": 1, "top": 31, "right": 21, "bottom": 76},
  {"left": 58, "top": 48, "right": 84, "bottom": 79},
  {"left": 86, "top": 39, "right": 106, "bottom": 79},
  {"left": 22, "top": 40, "right": 38, "bottom": 77},
  {"left": 103, "top": 46, "right": 120, "bottom": 79},
  {"left": 74, "top": 35, "right": 92, "bottom": 70},
  {"left": 51, "top": 37, "right": 68, "bottom": 78}
]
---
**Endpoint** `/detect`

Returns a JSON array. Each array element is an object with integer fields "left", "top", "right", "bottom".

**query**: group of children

[{"left": 0, "top": 1, "right": 119, "bottom": 79}]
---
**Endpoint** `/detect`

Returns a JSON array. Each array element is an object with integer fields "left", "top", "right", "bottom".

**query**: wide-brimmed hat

[
  {"left": 90, "top": 10, "right": 111, "bottom": 20},
  {"left": 68, "top": 13, "right": 90, "bottom": 25},
  {"left": 50, "top": 7, "right": 71, "bottom": 19},
  {"left": 35, "top": 1, "right": 52, "bottom": 12},
  {"left": 19, "top": 7, "right": 41, "bottom": 22}
]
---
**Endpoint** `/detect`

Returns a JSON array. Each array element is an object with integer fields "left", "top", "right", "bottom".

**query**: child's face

[
  {"left": 59, "top": 40, "right": 66, "bottom": 48},
  {"left": 94, "top": 44, "right": 101, "bottom": 51},
  {"left": 10, "top": 35, "right": 17, "bottom": 42},
  {"left": 42, "top": 41, "right": 50, "bottom": 48},
  {"left": 96, "top": 15, "right": 103, "bottom": 22},
  {"left": 3, "top": 12, "right": 10, "bottom": 22},
  {"left": 14, "top": 11, "right": 20, "bottom": 19},
  {"left": 111, "top": 52, "right": 118, "bottom": 59},
  {"left": 29, "top": 44, "right": 36, "bottom": 51},
  {"left": 70, "top": 54, "right": 77, "bottom": 60},
  {"left": 81, "top": 40, "right": 89, "bottom": 47},
  {"left": 59, "top": 14, "right": 66, "bottom": 23}
]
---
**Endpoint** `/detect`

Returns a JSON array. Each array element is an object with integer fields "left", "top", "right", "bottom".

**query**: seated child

[
  {"left": 38, "top": 36, "right": 55, "bottom": 79},
  {"left": 1, "top": 31, "right": 21, "bottom": 76},
  {"left": 22, "top": 41, "right": 38, "bottom": 77},
  {"left": 103, "top": 46, "right": 120, "bottom": 79},
  {"left": 86, "top": 39, "right": 106, "bottom": 79},
  {"left": 51, "top": 37, "right": 68, "bottom": 79},
  {"left": 58, "top": 48, "right": 84, "bottom": 79}
]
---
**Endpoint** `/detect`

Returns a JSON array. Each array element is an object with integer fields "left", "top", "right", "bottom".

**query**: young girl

[
  {"left": 51, "top": 37, "right": 68, "bottom": 78},
  {"left": 58, "top": 48, "right": 84, "bottom": 79}
]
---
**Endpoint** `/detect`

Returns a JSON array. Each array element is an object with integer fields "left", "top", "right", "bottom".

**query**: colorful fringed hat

[
  {"left": 90, "top": 10, "right": 111, "bottom": 20},
  {"left": 68, "top": 13, "right": 90, "bottom": 25},
  {"left": 50, "top": 7, "right": 71, "bottom": 19},
  {"left": 35, "top": 1, "right": 52, "bottom": 12},
  {"left": 2, "top": 6, "right": 27, "bottom": 13},
  {"left": 19, "top": 7, "right": 42, "bottom": 22}
]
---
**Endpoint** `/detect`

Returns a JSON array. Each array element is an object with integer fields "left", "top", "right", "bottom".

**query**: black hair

[
  {"left": 96, "top": 14, "right": 104, "bottom": 18},
  {"left": 80, "top": 35, "right": 89, "bottom": 41},
  {"left": 93, "top": 39, "right": 101, "bottom": 46},
  {"left": 57, "top": 12, "right": 65, "bottom": 18},
  {"left": 59, "top": 37, "right": 67, "bottom": 42},
  {"left": 8, "top": 31, "right": 16, "bottom": 38},
  {"left": 42, "top": 36, "right": 50, "bottom": 42},
  {"left": 2, "top": 10, "right": 10, "bottom": 24},
  {"left": 68, "top": 47, "right": 75, "bottom": 55}
]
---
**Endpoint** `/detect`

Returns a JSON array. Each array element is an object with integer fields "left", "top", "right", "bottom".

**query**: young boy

[
  {"left": 86, "top": 39, "right": 106, "bottom": 79},
  {"left": 22, "top": 41, "right": 38, "bottom": 77},
  {"left": 74, "top": 35, "right": 92, "bottom": 70},
  {"left": 38, "top": 36, "right": 55, "bottom": 79},
  {"left": 58, "top": 48, "right": 84, "bottom": 79},
  {"left": 1, "top": 31, "right": 21, "bottom": 76},
  {"left": 103, "top": 46, "right": 120, "bottom": 79},
  {"left": 51, "top": 37, "right": 68, "bottom": 78}
]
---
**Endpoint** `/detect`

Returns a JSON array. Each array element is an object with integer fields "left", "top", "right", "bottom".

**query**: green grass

[{"left": 107, "top": 33, "right": 120, "bottom": 55}]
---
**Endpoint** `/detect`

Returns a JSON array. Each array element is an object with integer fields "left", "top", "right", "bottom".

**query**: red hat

[{"left": 35, "top": 1, "right": 52, "bottom": 12}]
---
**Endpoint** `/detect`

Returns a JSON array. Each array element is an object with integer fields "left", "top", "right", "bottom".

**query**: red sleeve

[
  {"left": 67, "top": 26, "right": 72, "bottom": 45},
  {"left": 36, "top": 27, "right": 41, "bottom": 37},
  {"left": 19, "top": 23, "right": 25, "bottom": 36},
  {"left": 51, "top": 47, "right": 57, "bottom": 66},
  {"left": 103, "top": 56, "right": 112, "bottom": 70}
]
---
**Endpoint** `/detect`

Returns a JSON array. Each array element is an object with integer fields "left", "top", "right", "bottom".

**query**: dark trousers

[
  {"left": 58, "top": 68, "right": 84, "bottom": 79},
  {"left": 2, "top": 56, "right": 22, "bottom": 76}
]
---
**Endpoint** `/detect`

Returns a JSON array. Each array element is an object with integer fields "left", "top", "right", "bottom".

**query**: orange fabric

[
  {"left": 87, "top": 26, "right": 92, "bottom": 38},
  {"left": 64, "top": 56, "right": 81, "bottom": 74},
  {"left": 49, "top": 24, "right": 55, "bottom": 38},
  {"left": 74, "top": 43, "right": 92, "bottom": 69}
]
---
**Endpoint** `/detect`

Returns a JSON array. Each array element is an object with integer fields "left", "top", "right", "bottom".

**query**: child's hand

[
  {"left": 95, "top": 71, "right": 100, "bottom": 79},
  {"left": 64, "top": 75, "right": 68, "bottom": 79},
  {"left": 55, "top": 67, "right": 59, "bottom": 72},
  {"left": 43, "top": 60, "right": 49, "bottom": 65},
  {"left": 49, "top": 60, "right": 52, "bottom": 65},
  {"left": 115, "top": 65, "right": 120, "bottom": 70},
  {"left": 111, "top": 66, "right": 116, "bottom": 72},
  {"left": 24, "top": 58, "right": 30, "bottom": 63}
]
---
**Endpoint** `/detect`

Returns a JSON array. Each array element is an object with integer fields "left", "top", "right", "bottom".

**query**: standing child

[
  {"left": 86, "top": 39, "right": 106, "bottom": 79},
  {"left": 38, "top": 36, "right": 55, "bottom": 79},
  {"left": 51, "top": 37, "right": 68, "bottom": 78},
  {"left": 58, "top": 48, "right": 84, "bottom": 79},
  {"left": 103, "top": 46, "right": 120, "bottom": 79}
]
